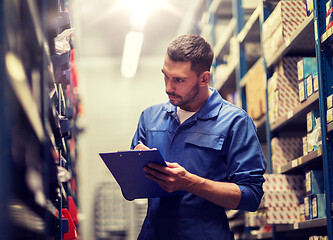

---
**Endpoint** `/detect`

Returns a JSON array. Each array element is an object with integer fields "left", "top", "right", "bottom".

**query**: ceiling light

[{"left": 121, "top": 31, "right": 144, "bottom": 78}]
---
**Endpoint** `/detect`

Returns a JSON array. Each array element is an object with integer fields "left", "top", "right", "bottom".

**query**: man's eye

[{"left": 175, "top": 78, "right": 183, "bottom": 83}]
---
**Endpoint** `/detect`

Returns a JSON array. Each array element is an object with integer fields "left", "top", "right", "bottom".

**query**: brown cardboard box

[{"left": 245, "top": 60, "right": 266, "bottom": 120}]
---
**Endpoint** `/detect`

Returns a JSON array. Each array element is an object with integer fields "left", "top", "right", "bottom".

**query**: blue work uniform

[{"left": 131, "top": 88, "right": 267, "bottom": 240}]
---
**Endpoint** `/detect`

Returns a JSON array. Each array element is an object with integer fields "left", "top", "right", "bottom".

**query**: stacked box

[
  {"left": 327, "top": 0, "right": 333, "bottom": 30},
  {"left": 263, "top": 1, "right": 307, "bottom": 59},
  {"left": 245, "top": 60, "right": 266, "bottom": 120},
  {"left": 271, "top": 136, "right": 303, "bottom": 170},
  {"left": 299, "top": 203, "right": 305, "bottom": 222},
  {"left": 305, "top": 170, "right": 324, "bottom": 196},
  {"left": 297, "top": 58, "right": 318, "bottom": 80},
  {"left": 307, "top": 110, "right": 320, "bottom": 132},
  {"left": 327, "top": 94, "right": 333, "bottom": 123},
  {"left": 306, "top": 0, "right": 313, "bottom": 16},
  {"left": 309, "top": 237, "right": 328, "bottom": 240},
  {"left": 304, "top": 196, "right": 312, "bottom": 220},
  {"left": 312, "top": 194, "right": 326, "bottom": 219},
  {"left": 313, "top": 75, "right": 319, "bottom": 92},
  {"left": 297, "top": 58, "right": 318, "bottom": 102},
  {"left": 303, "top": 136, "right": 308, "bottom": 156},
  {"left": 264, "top": 206, "right": 299, "bottom": 224},
  {"left": 268, "top": 57, "right": 301, "bottom": 124},
  {"left": 263, "top": 174, "right": 305, "bottom": 192},
  {"left": 306, "top": 111, "right": 321, "bottom": 152},
  {"left": 299, "top": 79, "right": 307, "bottom": 102}
]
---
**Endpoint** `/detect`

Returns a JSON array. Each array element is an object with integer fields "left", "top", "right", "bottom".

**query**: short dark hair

[{"left": 167, "top": 34, "right": 214, "bottom": 76}]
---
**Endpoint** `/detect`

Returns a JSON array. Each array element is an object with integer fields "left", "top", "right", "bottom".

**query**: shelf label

[
  {"left": 317, "top": 148, "right": 322, "bottom": 156},
  {"left": 298, "top": 157, "right": 302, "bottom": 165},
  {"left": 277, "top": 166, "right": 281, "bottom": 174},
  {"left": 327, "top": 28, "right": 332, "bottom": 37},
  {"left": 287, "top": 110, "right": 293, "bottom": 119},
  {"left": 292, "top": 159, "right": 298, "bottom": 168},
  {"left": 293, "top": 222, "right": 299, "bottom": 229},
  {"left": 285, "top": 37, "right": 291, "bottom": 47}
]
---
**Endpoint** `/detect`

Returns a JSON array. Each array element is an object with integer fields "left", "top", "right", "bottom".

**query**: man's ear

[{"left": 200, "top": 71, "right": 211, "bottom": 86}]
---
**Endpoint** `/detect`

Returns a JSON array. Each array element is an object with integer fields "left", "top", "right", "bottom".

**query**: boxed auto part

[
  {"left": 263, "top": 1, "right": 307, "bottom": 59},
  {"left": 312, "top": 194, "right": 326, "bottom": 219},
  {"left": 299, "top": 79, "right": 307, "bottom": 102},
  {"left": 297, "top": 57, "right": 318, "bottom": 81},
  {"left": 267, "top": 57, "right": 301, "bottom": 124},
  {"left": 245, "top": 60, "right": 266, "bottom": 120},
  {"left": 306, "top": 170, "right": 324, "bottom": 196},
  {"left": 327, "top": 94, "right": 333, "bottom": 109},
  {"left": 263, "top": 174, "right": 305, "bottom": 192},
  {"left": 307, "top": 110, "right": 320, "bottom": 132},
  {"left": 271, "top": 136, "right": 303, "bottom": 170},
  {"left": 304, "top": 195, "right": 312, "bottom": 220}
]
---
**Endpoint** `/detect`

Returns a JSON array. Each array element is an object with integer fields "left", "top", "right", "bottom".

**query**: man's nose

[{"left": 165, "top": 79, "right": 174, "bottom": 93}]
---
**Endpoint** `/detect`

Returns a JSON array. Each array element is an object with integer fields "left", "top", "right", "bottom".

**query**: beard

[{"left": 167, "top": 81, "right": 200, "bottom": 109}]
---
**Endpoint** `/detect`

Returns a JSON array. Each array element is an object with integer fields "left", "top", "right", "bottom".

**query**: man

[{"left": 131, "top": 34, "right": 266, "bottom": 240}]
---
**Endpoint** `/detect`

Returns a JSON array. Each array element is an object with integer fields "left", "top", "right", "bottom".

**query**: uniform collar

[{"left": 162, "top": 87, "right": 223, "bottom": 120}]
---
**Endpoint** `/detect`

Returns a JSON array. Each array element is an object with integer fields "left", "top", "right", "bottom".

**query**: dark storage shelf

[
  {"left": 279, "top": 147, "right": 323, "bottom": 174},
  {"left": 327, "top": 122, "right": 333, "bottom": 133},
  {"left": 276, "top": 218, "right": 327, "bottom": 231},
  {"left": 266, "top": 14, "right": 315, "bottom": 69},
  {"left": 270, "top": 91, "right": 319, "bottom": 132},
  {"left": 249, "top": 232, "right": 273, "bottom": 239}
]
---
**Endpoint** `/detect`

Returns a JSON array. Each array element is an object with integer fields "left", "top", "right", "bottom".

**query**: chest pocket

[{"left": 182, "top": 133, "right": 227, "bottom": 180}]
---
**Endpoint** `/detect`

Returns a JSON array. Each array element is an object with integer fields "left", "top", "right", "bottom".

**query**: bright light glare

[
  {"left": 119, "top": 0, "right": 167, "bottom": 29},
  {"left": 121, "top": 32, "right": 144, "bottom": 78}
]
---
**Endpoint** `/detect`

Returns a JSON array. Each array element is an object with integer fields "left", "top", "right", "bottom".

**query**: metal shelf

[
  {"left": 214, "top": 18, "right": 236, "bottom": 60},
  {"left": 270, "top": 91, "right": 319, "bottom": 132},
  {"left": 321, "top": 26, "right": 333, "bottom": 44},
  {"left": 278, "top": 147, "right": 322, "bottom": 174},
  {"left": 265, "top": 14, "right": 315, "bottom": 69},
  {"left": 328, "top": 122, "right": 333, "bottom": 133},
  {"left": 214, "top": 59, "right": 238, "bottom": 94},
  {"left": 276, "top": 218, "right": 327, "bottom": 232},
  {"left": 237, "top": 5, "right": 261, "bottom": 43},
  {"left": 249, "top": 232, "right": 273, "bottom": 239}
]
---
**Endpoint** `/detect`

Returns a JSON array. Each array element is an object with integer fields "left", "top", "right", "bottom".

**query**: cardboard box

[
  {"left": 307, "top": 110, "right": 320, "bottom": 132},
  {"left": 303, "top": 136, "right": 308, "bottom": 156},
  {"left": 327, "top": 108, "right": 333, "bottom": 123},
  {"left": 306, "top": 0, "right": 313, "bottom": 16},
  {"left": 263, "top": 1, "right": 307, "bottom": 41},
  {"left": 306, "top": 170, "right": 324, "bottom": 196},
  {"left": 304, "top": 195, "right": 312, "bottom": 220},
  {"left": 312, "top": 194, "right": 326, "bottom": 219},
  {"left": 268, "top": 58, "right": 301, "bottom": 124},
  {"left": 306, "top": 74, "right": 314, "bottom": 97},
  {"left": 264, "top": 206, "right": 300, "bottom": 224},
  {"left": 271, "top": 136, "right": 303, "bottom": 170},
  {"left": 297, "top": 58, "right": 318, "bottom": 80},
  {"left": 313, "top": 75, "right": 319, "bottom": 92},
  {"left": 299, "top": 80, "right": 306, "bottom": 102},
  {"left": 327, "top": 94, "right": 333, "bottom": 109},
  {"left": 263, "top": 1, "right": 307, "bottom": 58},
  {"left": 245, "top": 60, "right": 266, "bottom": 120},
  {"left": 264, "top": 174, "right": 305, "bottom": 192},
  {"left": 262, "top": 190, "right": 303, "bottom": 208}
]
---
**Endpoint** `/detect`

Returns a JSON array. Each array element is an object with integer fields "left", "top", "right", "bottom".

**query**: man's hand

[
  {"left": 143, "top": 162, "right": 195, "bottom": 193},
  {"left": 134, "top": 141, "right": 156, "bottom": 151}
]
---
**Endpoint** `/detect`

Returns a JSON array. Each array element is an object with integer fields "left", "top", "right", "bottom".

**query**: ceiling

[
  {"left": 77, "top": 0, "right": 211, "bottom": 58},
  {"left": 76, "top": 0, "right": 258, "bottom": 59}
]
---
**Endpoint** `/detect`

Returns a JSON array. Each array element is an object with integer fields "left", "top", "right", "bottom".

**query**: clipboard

[{"left": 99, "top": 150, "right": 180, "bottom": 201}]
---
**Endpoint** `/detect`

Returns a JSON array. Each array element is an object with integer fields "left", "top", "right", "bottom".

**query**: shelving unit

[
  {"left": 0, "top": 0, "right": 80, "bottom": 239},
  {"left": 200, "top": 0, "right": 333, "bottom": 239}
]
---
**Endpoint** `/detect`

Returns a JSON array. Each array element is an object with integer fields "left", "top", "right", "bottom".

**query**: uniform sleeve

[
  {"left": 226, "top": 113, "right": 267, "bottom": 212},
  {"left": 130, "top": 111, "right": 147, "bottom": 149}
]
